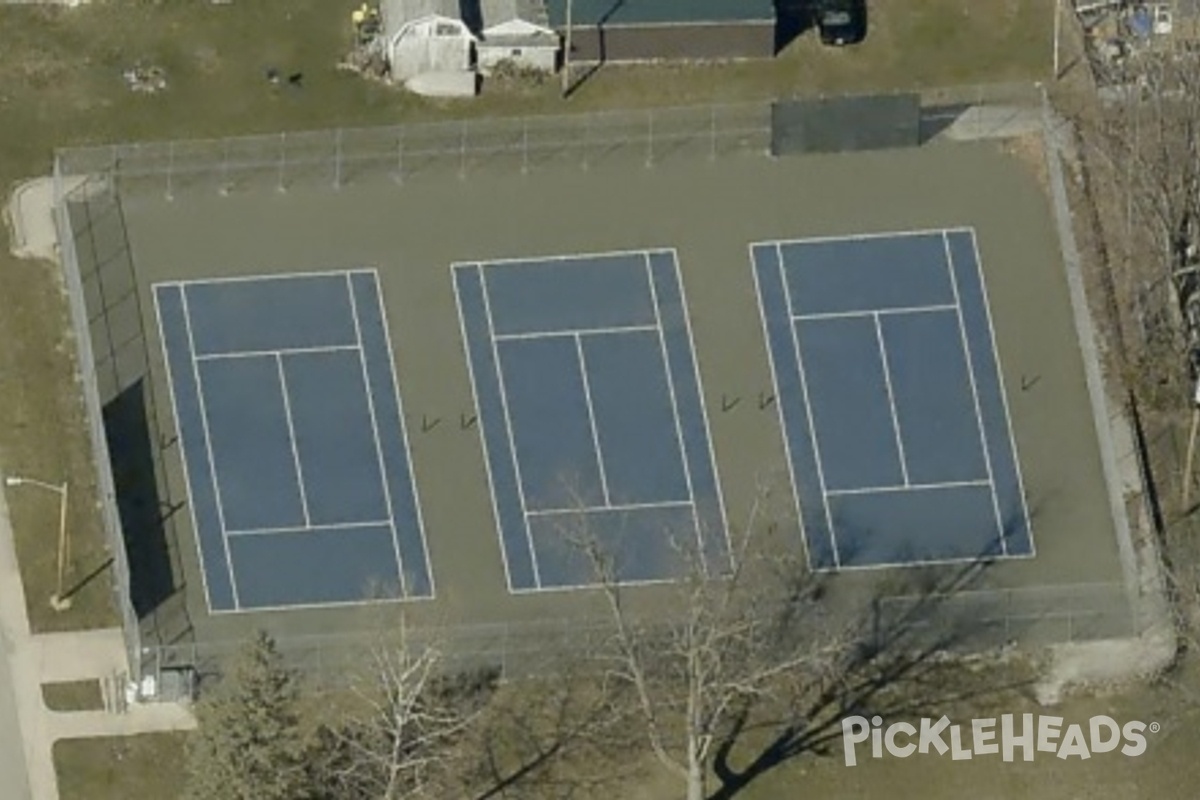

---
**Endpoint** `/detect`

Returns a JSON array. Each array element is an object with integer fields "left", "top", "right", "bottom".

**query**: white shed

[
  {"left": 475, "top": 0, "right": 559, "bottom": 75},
  {"left": 380, "top": 0, "right": 477, "bottom": 84}
]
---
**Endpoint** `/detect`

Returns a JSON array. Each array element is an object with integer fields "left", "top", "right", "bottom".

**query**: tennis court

[
  {"left": 154, "top": 270, "right": 432, "bottom": 612},
  {"left": 453, "top": 250, "right": 728, "bottom": 591},
  {"left": 753, "top": 228, "right": 1033, "bottom": 569}
]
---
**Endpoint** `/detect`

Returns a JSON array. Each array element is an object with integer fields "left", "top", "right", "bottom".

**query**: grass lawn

[
  {"left": 42, "top": 679, "right": 105, "bottom": 713},
  {"left": 53, "top": 733, "right": 188, "bottom": 800}
]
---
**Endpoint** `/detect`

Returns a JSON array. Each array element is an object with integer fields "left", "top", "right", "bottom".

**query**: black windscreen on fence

[{"left": 770, "top": 93, "right": 921, "bottom": 156}]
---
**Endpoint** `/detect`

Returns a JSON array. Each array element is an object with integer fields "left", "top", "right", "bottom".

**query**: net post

[{"left": 276, "top": 131, "right": 287, "bottom": 193}]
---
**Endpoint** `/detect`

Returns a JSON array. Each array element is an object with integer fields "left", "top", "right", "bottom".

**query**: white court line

[
  {"left": 471, "top": 246, "right": 675, "bottom": 269},
  {"left": 873, "top": 312, "right": 910, "bottom": 487},
  {"left": 367, "top": 268, "right": 437, "bottom": 598},
  {"left": 480, "top": 267, "right": 544, "bottom": 589},
  {"left": 194, "top": 344, "right": 359, "bottom": 362},
  {"left": 777, "top": 243, "right": 842, "bottom": 569},
  {"left": 275, "top": 354, "right": 311, "bottom": 528},
  {"left": 205, "top": 591, "right": 435, "bottom": 616},
  {"left": 225, "top": 519, "right": 394, "bottom": 536},
  {"left": 966, "top": 231, "right": 1036, "bottom": 556},
  {"left": 808, "top": 548, "right": 1036, "bottom": 575},
  {"left": 943, "top": 232, "right": 1007, "bottom": 556},
  {"left": 163, "top": 267, "right": 376, "bottom": 288},
  {"left": 494, "top": 324, "right": 658, "bottom": 342},
  {"left": 451, "top": 263, "right": 518, "bottom": 593},
  {"left": 525, "top": 499, "right": 693, "bottom": 517},
  {"left": 826, "top": 479, "right": 991, "bottom": 497},
  {"left": 749, "top": 228, "right": 955, "bottom": 250},
  {"left": 152, "top": 288, "right": 220, "bottom": 616},
  {"left": 748, "top": 245, "right": 813, "bottom": 569},
  {"left": 644, "top": 254, "right": 703, "bottom": 560},
  {"left": 667, "top": 247, "right": 733, "bottom": 573},
  {"left": 574, "top": 334, "right": 611, "bottom": 505},
  {"left": 179, "top": 287, "right": 243, "bottom": 610},
  {"left": 792, "top": 303, "right": 959, "bottom": 323},
  {"left": 346, "top": 273, "right": 408, "bottom": 597}
]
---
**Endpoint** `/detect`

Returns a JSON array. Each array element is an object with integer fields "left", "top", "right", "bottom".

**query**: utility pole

[{"left": 561, "top": 0, "right": 573, "bottom": 97}]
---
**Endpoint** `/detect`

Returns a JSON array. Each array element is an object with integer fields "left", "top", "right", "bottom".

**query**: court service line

[
  {"left": 275, "top": 354, "right": 312, "bottom": 528},
  {"left": 480, "top": 268, "right": 544, "bottom": 589},
  {"left": 942, "top": 233, "right": 1007, "bottom": 556},
  {"left": 525, "top": 499, "right": 693, "bottom": 518},
  {"left": 825, "top": 479, "right": 991, "bottom": 497},
  {"left": 225, "top": 519, "right": 394, "bottom": 536},
  {"left": 873, "top": 313, "right": 910, "bottom": 487},
  {"left": 346, "top": 273, "right": 408, "bottom": 596},
  {"left": 777, "top": 243, "right": 842, "bottom": 569},
  {"left": 179, "top": 288, "right": 243, "bottom": 610},
  {"left": 791, "top": 303, "right": 959, "bottom": 323},
  {"left": 574, "top": 334, "right": 611, "bottom": 505},
  {"left": 194, "top": 344, "right": 360, "bottom": 362},
  {"left": 493, "top": 324, "right": 658, "bottom": 342},
  {"left": 644, "top": 255, "right": 703, "bottom": 556}
]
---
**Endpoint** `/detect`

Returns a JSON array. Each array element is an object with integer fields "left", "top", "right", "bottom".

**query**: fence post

[
  {"left": 333, "top": 128, "right": 343, "bottom": 190},
  {"left": 459, "top": 120, "right": 468, "bottom": 179},
  {"left": 709, "top": 105, "right": 718, "bottom": 161},
  {"left": 276, "top": 132, "right": 287, "bottom": 193},
  {"left": 521, "top": 118, "right": 529, "bottom": 175},
  {"left": 646, "top": 108, "right": 654, "bottom": 167},
  {"left": 581, "top": 113, "right": 590, "bottom": 171},
  {"left": 220, "top": 139, "right": 230, "bottom": 195},
  {"left": 165, "top": 141, "right": 175, "bottom": 201},
  {"left": 395, "top": 129, "right": 404, "bottom": 185}
]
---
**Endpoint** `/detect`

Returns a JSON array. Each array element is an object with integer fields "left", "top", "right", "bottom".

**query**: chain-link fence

[
  {"left": 52, "top": 164, "right": 145, "bottom": 687},
  {"left": 53, "top": 83, "right": 1043, "bottom": 200},
  {"left": 56, "top": 104, "right": 772, "bottom": 199},
  {"left": 50, "top": 86, "right": 1054, "bottom": 691}
]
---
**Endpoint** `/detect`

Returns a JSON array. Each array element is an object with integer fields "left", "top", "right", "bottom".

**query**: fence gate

[{"left": 770, "top": 93, "right": 921, "bottom": 156}]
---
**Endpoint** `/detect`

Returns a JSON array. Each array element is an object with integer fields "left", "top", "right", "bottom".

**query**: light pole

[{"left": 4, "top": 476, "right": 71, "bottom": 611}]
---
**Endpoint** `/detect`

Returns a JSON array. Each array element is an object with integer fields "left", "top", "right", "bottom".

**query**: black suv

[{"left": 813, "top": 0, "right": 867, "bottom": 46}]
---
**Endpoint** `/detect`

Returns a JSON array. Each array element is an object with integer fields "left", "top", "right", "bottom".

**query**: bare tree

[
  {"left": 310, "top": 618, "right": 487, "bottom": 800},
  {"left": 582, "top": 487, "right": 846, "bottom": 800}
]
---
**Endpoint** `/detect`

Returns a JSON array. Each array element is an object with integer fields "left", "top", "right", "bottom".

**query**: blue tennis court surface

[
  {"left": 753, "top": 229, "right": 1033, "bottom": 569},
  {"left": 154, "top": 271, "right": 432, "bottom": 612},
  {"left": 454, "top": 250, "right": 729, "bottom": 591}
]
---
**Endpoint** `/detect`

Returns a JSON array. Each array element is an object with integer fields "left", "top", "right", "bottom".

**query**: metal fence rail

[{"left": 56, "top": 103, "right": 773, "bottom": 198}]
